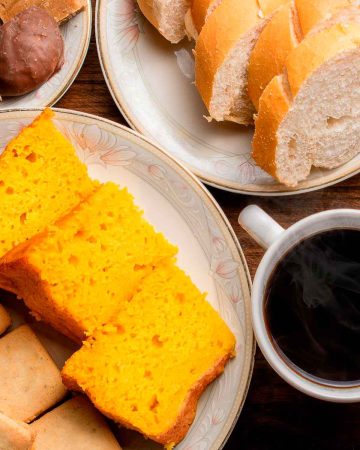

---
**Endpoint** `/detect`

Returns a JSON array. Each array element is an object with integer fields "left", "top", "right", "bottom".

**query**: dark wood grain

[{"left": 56, "top": 2, "right": 360, "bottom": 448}]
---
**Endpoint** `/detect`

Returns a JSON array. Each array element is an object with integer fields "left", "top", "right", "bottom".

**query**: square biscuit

[
  {"left": 0, "top": 304, "right": 11, "bottom": 335},
  {"left": 31, "top": 396, "right": 122, "bottom": 450},
  {"left": 0, "top": 411, "right": 34, "bottom": 450},
  {"left": 0, "top": 325, "right": 67, "bottom": 422}
]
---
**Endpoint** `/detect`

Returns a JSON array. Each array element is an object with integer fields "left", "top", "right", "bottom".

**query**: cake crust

[{"left": 63, "top": 353, "right": 233, "bottom": 446}]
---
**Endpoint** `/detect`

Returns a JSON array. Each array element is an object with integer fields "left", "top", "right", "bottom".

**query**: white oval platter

[
  {"left": 0, "top": 108, "right": 254, "bottom": 450},
  {"left": 96, "top": 0, "right": 360, "bottom": 195}
]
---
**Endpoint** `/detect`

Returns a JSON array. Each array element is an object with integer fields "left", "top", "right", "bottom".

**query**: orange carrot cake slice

[
  {"left": 0, "top": 183, "right": 177, "bottom": 341},
  {"left": 62, "top": 264, "right": 235, "bottom": 447}
]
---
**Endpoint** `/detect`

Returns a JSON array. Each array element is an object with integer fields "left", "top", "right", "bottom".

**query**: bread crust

[
  {"left": 195, "top": 0, "right": 263, "bottom": 110},
  {"left": 248, "top": 0, "right": 359, "bottom": 110},
  {"left": 63, "top": 353, "right": 233, "bottom": 446},
  {"left": 136, "top": 0, "right": 188, "bottom": 43},
  {"left": 286, "top": 23, "right": 360, "bottom": 96},
  {"left": 252, "top": 24, "right": 360, "bottom": 185},
  {"left": 295, "top": 0, "right": 354, "bottom": 35},
  {"left": 190, "top": 0, "right": 213, "bottom": 33},
  {"left": 252, "top": 75, "right": 290, "bottom": 178},
  {"left": 248, "top": 2, "right": 300, "bottom": 110},
  {"left": 195, "top": 0, "right": 287, "bottom": 118},
  {"left": 0, "top": 0, "right": 86, "bottom": 24}
]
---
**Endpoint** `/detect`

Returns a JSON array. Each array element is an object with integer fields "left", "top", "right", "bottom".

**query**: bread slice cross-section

[
  {"left": 194, "top": 0, "right": 287, "bottom": 125},
  {"left": 252, "top": 23, "right": 360, "bottom": 186},
  {"left": 248, "top": 0, "right": 360, "bottom": 110},
  {"left": 136, "top": 0, "right": 190, "bottom": 43}
]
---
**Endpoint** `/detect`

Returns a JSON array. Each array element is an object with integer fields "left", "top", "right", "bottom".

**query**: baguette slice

[
  {"left": 297, "top": 0, "right": 358, "bottom": 35},
  {"left": 252, "top": 23, "right": 360, "bottom": 186},
  {"left": 137, "top": 0, "right": 190, "bottom": 43},
  {"left": 195, "top": 0, "right": 287, "bottom": 125},
  {"left": 185, "top": 0, "right": 221, "bottom": 40},
  {"left": 0, "top": 0, "right": 87, "bottom": 23},
  {"left": 0, "top": 412, "right": 34, "bottom": 450},
  {"left": 248, "top": 0, "right": 360, "bottom": 109}
]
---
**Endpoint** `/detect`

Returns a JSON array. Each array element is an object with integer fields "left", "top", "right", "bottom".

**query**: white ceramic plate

[
  {"left": 0, "top": 108, "right": 254, "bottom": 450},
  {"left": 0, "top": 3, "right": 91, "bottom": 110},
  {"left": 96, "top": 0, "right": 360, "bottom": 195}
]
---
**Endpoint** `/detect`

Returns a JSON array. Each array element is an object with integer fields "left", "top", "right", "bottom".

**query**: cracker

[
  {"left": 31, "top": 396, "right": 122, "bottom": 449},
  {"left": 0, "top": 412, "right": 34, "bottom": 450},
  {"left": 0, "top": 325, "right": 67, "bottom": 422}
]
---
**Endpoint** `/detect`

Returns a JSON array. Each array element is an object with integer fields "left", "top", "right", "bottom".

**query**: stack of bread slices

[{"left": 135, "top": 0, "right": 360, "bottom": 186}]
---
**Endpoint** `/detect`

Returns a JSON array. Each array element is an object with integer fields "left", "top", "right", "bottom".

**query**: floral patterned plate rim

[
  {"left": 0, "top": 2, "right": 91, "bottom": 110},
  {"left": 0, "top": 107, "right": 255, "bottom": 450},
  {"left": 95, "top": 0, "right": 360, "bottom": 196}
]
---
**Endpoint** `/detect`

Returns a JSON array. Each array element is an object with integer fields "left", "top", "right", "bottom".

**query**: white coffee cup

[{"left": 238, "top": 205, "right": 360, "bottom": 402}]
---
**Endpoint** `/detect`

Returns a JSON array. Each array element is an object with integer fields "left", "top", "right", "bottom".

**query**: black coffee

[{"left": 265, "top": 228, "right": 360, "bottom": 384}]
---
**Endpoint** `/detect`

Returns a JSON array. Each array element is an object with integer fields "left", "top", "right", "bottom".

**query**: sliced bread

[
  {"left": 137, "top": 0, "right": 190, "bottom": 43},
  {"left": 0, "top": 183, "right": 177, "bottom": 342},
  {"left": 252, "top": 23, "right": 360, "bottom": 186},
  {"left": 194, "top": 0, "right": 287, "bottom": 125},
  {"left": 184, "top": 0, "right": 221, "bottom": 40},
  {"left": 62, "top": 264, "right": 235, "bottom": 447},
  {"left": 248, "top": 0, "right": 360, "bottom": 109}
]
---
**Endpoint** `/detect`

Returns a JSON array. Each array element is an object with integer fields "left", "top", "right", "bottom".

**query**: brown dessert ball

[{"left": 0, "top": 6, "right": 64, "bottom": 97}]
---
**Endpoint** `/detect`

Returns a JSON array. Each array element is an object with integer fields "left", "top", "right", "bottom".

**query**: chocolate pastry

[{"left": 0, "top": 6, "right": 64, "bottom": 97}]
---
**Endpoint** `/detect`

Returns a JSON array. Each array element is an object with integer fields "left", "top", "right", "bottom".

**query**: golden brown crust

[
  {"left": 295, "top": 0, "right": 353, "bottom": 36},
  {"left": 190, "top": 0, "right": 213, "bottom": 34},
  {"left": 252, "top": 75, "right": 290, "bottom": 178},
  {"left": 252, "top": 23, "right": 360, "bottom": 184},
  {"left": 248, "top": 2, "right": 300, "bottom": 110},
  {"left": 248, "top": 0, "right": 359, "bottom": 110},
  {"left": 286, "top": 23, "right": 360, "bottom": 97},
  {"left": 62, "top": 353, "right": 233, "bottom": 446},
  {"left": 0, "top": 0, "right": 87, "bottom": 23},
  {"left": 195, "top": 0, "right": 287, "bottom": 114},
  {"left": 195, "top": 0, "right": 262, "bottom": 109}
]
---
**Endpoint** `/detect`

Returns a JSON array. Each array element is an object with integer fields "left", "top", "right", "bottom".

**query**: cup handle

[{"left": 238, "top": 205, "right": 285, "bottom": 250}]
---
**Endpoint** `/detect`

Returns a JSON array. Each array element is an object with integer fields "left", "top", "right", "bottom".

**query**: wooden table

[{"left": 57, "top": 3, "right": 360, "bottom": 448}]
